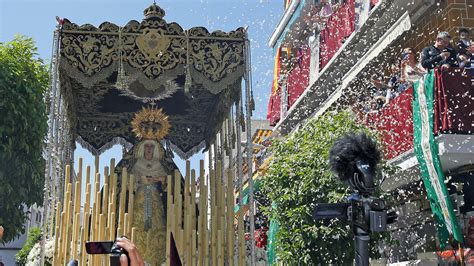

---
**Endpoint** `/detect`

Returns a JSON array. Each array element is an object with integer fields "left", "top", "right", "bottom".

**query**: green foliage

[
  {"left": 0, "top": 36, "right": 48, "bottom": 242},
  {"left": 15, "top": 227, "right": 42, "bottom": 265},
  {"left": 262, "top": 111, "right": 387, "bottom": 264}
]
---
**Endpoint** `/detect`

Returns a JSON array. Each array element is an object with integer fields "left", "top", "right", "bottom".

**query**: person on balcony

[
  {"left": 421, "top": 31, "right": 457, "bottom": 70},
  {"left": 457, "top": 28, "right": 471, "bottom": 55},
  {"left": 456, "top": 28, "right": 472, "bottom": 68},
  {"left": 305, "top": 0, "right": 336, "bottom": 29},
  {"left": 320, "top": 0, "right": 334, "bottom": 18},
  {"left": 368, "top": 74, "right": 389, "bottom": 109},
  {"left": 400, "top": 48, "right": 426, "bottom": 84},
  {"left": 386, "top": 63, "right": 402, "bottom": 98}
]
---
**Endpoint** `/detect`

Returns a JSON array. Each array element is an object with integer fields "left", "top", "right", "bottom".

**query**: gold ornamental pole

[
  {"left": 197, "top": 160, "right": 205, "bottom": 266},
  {"left": 127, "top": 174, "right": 135, "bottom": 237},
  {"left": 184, "top": 161, "right": 191, "bottom": 264},
  {"left": 227, "top": 168, "right": 235, "bottom": 264},
  {"left": 190, "top": 170, "right": 197, "bottom": 265},
  {"left": 118, "top": 168, "right": 128, "bottom": 237},
  {"left": 166, "top": 174, "right": 172, "bottom": 265}
]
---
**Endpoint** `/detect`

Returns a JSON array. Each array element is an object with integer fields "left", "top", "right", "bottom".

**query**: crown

[
  {"left": 131, "top": 107, "right": 171, "bottom": 141},
  {"left": 144, "top": 3, "right": 166, "bottom": 19}
]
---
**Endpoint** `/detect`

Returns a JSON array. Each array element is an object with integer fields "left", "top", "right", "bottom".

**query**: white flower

[
  {"left": 44, "top": 238, "right": 55, "bottom": 265},
  {"left": 25, "top": 238, "right": 55, "bottom": 266},
  {"left": 26, "top": 242, "right": 41, "bottom": 266}
]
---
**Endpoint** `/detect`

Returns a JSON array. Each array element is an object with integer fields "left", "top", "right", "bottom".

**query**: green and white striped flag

[{"left": 412, "top": 70, "right": 463, "bottom": 247}]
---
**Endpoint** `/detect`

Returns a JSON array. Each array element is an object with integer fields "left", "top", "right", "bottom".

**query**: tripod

[{"left": 354, "top": 226, "right": 370, "bottom": 266}]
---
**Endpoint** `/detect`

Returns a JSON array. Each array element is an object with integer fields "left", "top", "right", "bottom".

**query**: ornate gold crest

[
  {"left": 136, "top": 29, "right": 171, "bottom": 62},
  {"left": 131, "top": 107, "right": 171, "bottom": 140}
]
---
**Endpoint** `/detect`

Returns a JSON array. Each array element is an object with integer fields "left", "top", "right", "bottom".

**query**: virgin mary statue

[
  {"left": 116, "top": 107, "right": 177, "bottom": 266},
  {"left": 131, "top": 139, "right": 169, "bottom": 265}
]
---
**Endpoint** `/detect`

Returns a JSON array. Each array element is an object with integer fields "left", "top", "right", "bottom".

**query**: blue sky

[{"left": 0, "top": 0, "right": 281, "bottom": 201}]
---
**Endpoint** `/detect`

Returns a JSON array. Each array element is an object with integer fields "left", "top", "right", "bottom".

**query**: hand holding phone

[
  {"left": 440, "top": 51, "right": 450, "bottom": 60},
  {"left": 85, "top": 241, "right": 114, "bottom": 254},
  {"left": 85, "top": 241, "right": 130, "bottom": 266},
  {"left": 115, "top": 237, "right": 145, "bottom": 266}
]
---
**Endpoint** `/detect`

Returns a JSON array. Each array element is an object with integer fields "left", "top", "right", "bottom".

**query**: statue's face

[{"left": 144, "top": 143, "right": 155, "bottom": 160}]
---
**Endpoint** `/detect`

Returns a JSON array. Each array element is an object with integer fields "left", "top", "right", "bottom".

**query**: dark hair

[
  {"left": 437, "top": 31, "right": 451, "bottom": 39},
  {"left": 459, "top": 28, "right": 470, "bottom": 35}
]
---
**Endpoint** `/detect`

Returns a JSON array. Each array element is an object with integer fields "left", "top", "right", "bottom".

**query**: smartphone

[
  {"left": 85, "top": 241, "right": 114, "bottom": 254},
  {"left": 402, "top": 53, "right": 409, "bottom": 60}
]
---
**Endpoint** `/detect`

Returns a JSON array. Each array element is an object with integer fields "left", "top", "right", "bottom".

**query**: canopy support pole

[
  {"left": 235, "top": 94, "right": 245, "bottom": 265},
  {"left": 41, "top": 22, "right": 62, "bottom": 266},
  {"left": 244, "top": 29, "right": 256, "bottom": 266}
]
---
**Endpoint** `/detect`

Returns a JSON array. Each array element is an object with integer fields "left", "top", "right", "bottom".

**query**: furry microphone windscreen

[{"left": 329, "top": 132, "right": 381, "bottom": 183}]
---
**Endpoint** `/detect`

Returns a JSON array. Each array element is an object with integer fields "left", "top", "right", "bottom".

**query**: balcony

[
  {"left": 318, "top": 0, "right": 356, "bottom": 70},
  {"left": 366, "top": 87, "right": 414, "bottom": 160},
  {"left": 270, "top": 0, "right": 428, "bottom": 135},
  {"left": 285, "top": 47, "right": 311, "bottom": 118},
  {"left": 366, "top": 69, "right": 473, "bottom": 191},
  {"left": 268, "top": 47, "right": 311, "bottom": 126}
]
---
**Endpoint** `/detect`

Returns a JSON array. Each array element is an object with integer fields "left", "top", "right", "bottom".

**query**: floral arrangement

[
  {"left": 25, "top": 238, "right": 54, "bottom": 266},
  {"left": 44, "top": 238, "right": 55, "bottom": 265},
  {"left": 25, "top": 242, "right": 41, "bottom": 266}
]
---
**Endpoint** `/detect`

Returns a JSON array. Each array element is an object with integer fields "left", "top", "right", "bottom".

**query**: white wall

[{"left": 0, "top": 232, "right": 27, "bottom": 265}]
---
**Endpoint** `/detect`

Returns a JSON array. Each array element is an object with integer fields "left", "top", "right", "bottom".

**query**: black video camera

[
  {"left": 85, "top": 241, "right": 129, "bottom": 266},
  {"left": 312, "top": 133, "right": 397, "bottom": 266},
  {"left": 313, "top": 195, "right": 391, "bottom": 233}
]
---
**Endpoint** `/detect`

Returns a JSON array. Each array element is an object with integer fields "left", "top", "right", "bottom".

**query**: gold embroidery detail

[{"left": 135, "top": 29, "right": 171, "bottom": 61}]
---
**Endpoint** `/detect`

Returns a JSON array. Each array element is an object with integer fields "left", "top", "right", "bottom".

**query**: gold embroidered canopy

[{"left": 58, "top": 3, "right": 246, "bottom": 158}]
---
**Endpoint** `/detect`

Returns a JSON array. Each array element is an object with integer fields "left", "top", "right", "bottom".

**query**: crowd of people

[{"left": 364, "top": 29, "right": 472, "bottom": 114}]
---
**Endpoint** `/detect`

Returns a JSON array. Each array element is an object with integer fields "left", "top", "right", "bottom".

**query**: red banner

[{"left": 434, "top": 68, "right": 474, "bottom": 135}]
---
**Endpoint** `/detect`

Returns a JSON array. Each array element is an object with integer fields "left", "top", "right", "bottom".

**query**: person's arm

[
  {"left": 447, "top": 48, "right": 459, "bottom": 67},
  {"left": 459, "top": 54, "right": 471, "bottom": 68},
  {"left": 457, "top": 40, "right": 464, "bottom": 52},
  {"left": 421, "top": 47, "right": 442, "bottom": 69},
  {"left": 457, "top": 40, "right": 469, "bottom": 55},
  {"left": 437, "top": 47, "right": 457, "bottom": 67},
  {"left": 400, "top": 61, "right": 408, "bottom": 83},
  {"left": 414, "top": 65, "right": 427, "bottom": 75},
  {"left": 385, "top": 90, "right": 392, "bottom": 105}
]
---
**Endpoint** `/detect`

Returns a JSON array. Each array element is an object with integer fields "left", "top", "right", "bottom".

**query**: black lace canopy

[{"left": 58, "top": 3, "right": 246, "bottom": 158}]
